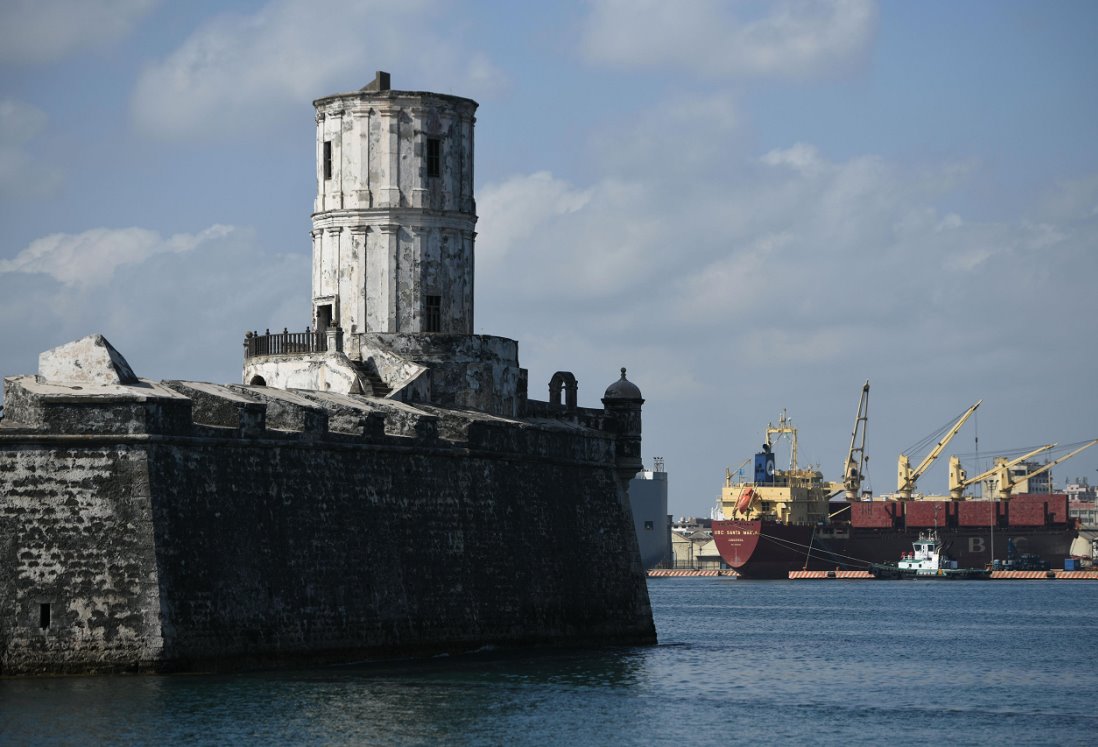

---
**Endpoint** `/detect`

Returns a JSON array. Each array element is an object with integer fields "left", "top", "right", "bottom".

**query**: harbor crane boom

[
  {"left": 896, "top": 400, "right": 981, "bottom": 501},
  {"left": 842, "top": 380, "right": 870, "bottom": 502},
  {"left": 991, "top": 438, "right": 1098, "bottom": 501},
  {"left": 947, "top": 444, "right": 1055, "bottom": 500}
]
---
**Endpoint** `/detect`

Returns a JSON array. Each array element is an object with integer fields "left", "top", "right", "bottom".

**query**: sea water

[{"left": 2, "top": 579, "right": 1096, "bottom": 746}]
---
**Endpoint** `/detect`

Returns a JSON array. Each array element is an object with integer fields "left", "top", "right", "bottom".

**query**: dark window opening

[
  {"left": 249, "top": 375, "right": 266, "bottom": 386},
  {"left": 426, "top": 138, "right": 440, "bottom": 178},
  {"left": 39, "top": 603, "right": 50, "bottom": 629},
  {"left": 316, "top": 304, "right": 333, "bottom": 331},
  {"left": 323, "top": 140, "right": 332, "bottom": 180},
  {"left": 644, "top": 521, "right": 654, "bottom": 531},
  {"left": 425, "top": 295, "right": 441, "bottom": 333}
]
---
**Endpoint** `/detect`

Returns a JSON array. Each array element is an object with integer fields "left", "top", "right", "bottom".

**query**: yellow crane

[
  {"left": 946, "top": 444, "right": 1055, "bottom": 501},
  {"left": 895, "top": 400, "right": 981, "bottom": 501},
  {"left": 987, "top": 438, "right": 1098, "bottom": 501},
  {"left": 842, "top": 380, "right": 871, "bottom": 502}
]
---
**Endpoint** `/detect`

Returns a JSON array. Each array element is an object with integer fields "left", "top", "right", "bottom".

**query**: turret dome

[{"left": 603, "top": 367, "right": 642, "bottom": 400}]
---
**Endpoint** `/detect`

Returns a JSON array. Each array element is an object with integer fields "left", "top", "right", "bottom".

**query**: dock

[
  {"left": 647, "top": 569, "right": 737, "bottom": 577},
  {"left": 788, "top": 569, "right": 1098, "bottom": 580}
]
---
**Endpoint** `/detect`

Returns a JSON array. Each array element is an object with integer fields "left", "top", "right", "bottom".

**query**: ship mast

[{"left": 767, "top": 410, "right": 798, "bottom": 472}]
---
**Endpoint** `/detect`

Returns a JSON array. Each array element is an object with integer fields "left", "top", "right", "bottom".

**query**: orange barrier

[
  {"left": 646, "top": 569, "right": 737, "bottom": 577},
  {"left": 786, "top": 569, "right": 1098, "bottom": 580}
]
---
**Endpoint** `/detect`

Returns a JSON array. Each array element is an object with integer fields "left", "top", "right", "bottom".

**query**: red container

[
  {"left": 903, "top": 501, "right": 950, "bottom": 527},
  {"left": 957, "top": 501, "right": 998, "bottom": 527},
  {"left": 1042, "top": 494, "right": 1069, "bottom": 524},
  {"left": 849, "top": 502, "right": 895, "bottom": 528},
  {"left": 1008, "top": 501, "right": 1047, "bottom": 526}
]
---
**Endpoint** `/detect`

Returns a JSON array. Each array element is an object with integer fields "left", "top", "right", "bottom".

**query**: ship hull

[
  {"left": 713, "top": 520, "right": 1076, "bottom": 579},
  {"left": 835, "top": 526, "right": 1075, "bottom": 570},
  {"left": 711, "top": 520, "right": 835, "bottom": 579}
]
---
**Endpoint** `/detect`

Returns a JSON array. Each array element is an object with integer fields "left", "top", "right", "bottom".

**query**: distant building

[
  {"left": 1065, "top": 479, "right": 1097, "bottom": 502},
  {"left": 670, "top": 527, "right": 719, "bottom": 569},
  {"left": 629, "top": 458, "right": 670, "bottom": 569},
  {"left": 1070, "top": 502, "right": 1098, "bottom": 528},
  {"left": 990, "top": 459, "right": 1052, "bottom": 496}
]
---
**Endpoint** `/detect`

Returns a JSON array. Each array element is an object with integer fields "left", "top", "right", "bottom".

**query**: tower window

[
  {"left": 425, "top": 295, "right": 441, "bottom": 333},
  {"left": 426, "top": 138, "right": 440, "bottom": 178},
  {"left": 40, "top": 603, "right": 51, "bottom": 629},
  {"left": 323, "top": 140, "right": 332, "bottom": 180}
]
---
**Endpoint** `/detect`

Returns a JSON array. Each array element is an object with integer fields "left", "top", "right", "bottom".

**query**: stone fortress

[{"left": 0, "top": 72, "right": 656, "bottom": 675}]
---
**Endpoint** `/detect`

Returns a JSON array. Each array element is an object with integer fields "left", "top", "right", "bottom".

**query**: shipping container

[
  {"left": 1046, "top": 494, "right": 1069, "bottom": 524},
  {"left": 1012, "top": 493, "right": 1069, "bottom": 524},
  {"left": 1064, "top": 558, "right": 1080, "bottom": 571},
  {"left": 902, "top": 501, "right": 950, "bottom": 527},
  {"left": 849, "top": 502, "right": 895, "bottom": 529},
  {"left": 1008, "top": 501, "right": 1047, "bottom": 527},
  {"left": 957, "top": 501, "right": 999, "bottom": 527}
]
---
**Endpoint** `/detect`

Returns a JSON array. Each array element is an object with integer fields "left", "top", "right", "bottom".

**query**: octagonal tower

[{"left": 311, "top": 71, "right": 477, "bottom": 336}]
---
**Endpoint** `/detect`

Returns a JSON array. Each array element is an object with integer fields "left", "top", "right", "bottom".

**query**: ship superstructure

[{"left": 714, "top": 411, "right": 839, "bottom": 526}]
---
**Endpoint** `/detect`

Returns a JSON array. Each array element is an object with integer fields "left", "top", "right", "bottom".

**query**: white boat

[{"left": 870, "top": 531, "right": 991, "bottom": 579}]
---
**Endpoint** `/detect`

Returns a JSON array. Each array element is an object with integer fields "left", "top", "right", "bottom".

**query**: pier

[{"left": 787, "top": 569, "right": 1098, "bottom": 580}]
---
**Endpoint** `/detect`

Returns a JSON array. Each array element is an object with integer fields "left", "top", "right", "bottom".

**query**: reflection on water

[{"left": 3, "top": 580, "right": 1098, "bottom": 746}]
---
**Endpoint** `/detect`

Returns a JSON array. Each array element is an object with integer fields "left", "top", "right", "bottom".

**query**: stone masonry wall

[
  {"left": 0, "top": 397, "right": 654, "bottom": 674},
  {"left": 144, "top": 437, "right": 651, "bottom": 670},
  {"left": 0, "top": 444, "right": 164, "bottom": 674}
]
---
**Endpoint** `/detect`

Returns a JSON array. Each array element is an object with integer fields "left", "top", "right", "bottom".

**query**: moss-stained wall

[
  {"left": 0, "top": 445, "right": 164, "bottom": 674},
  {"left": 0, "top": 382, "right": 654, "bottom": 674},
  {"left": 145, "top": 439, "right": 652, "bottom": 670}
]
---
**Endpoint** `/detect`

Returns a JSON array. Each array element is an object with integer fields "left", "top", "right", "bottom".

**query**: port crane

[
  {"left": 946, "top": 444, "right": 1055, "bottom": 501},
  {"left": 895, "top": 400, "right": 981, "bottom": 501},
  {"left": 985, "top": 438, "right": 1098, "bottom": 501},
  {"left": 842, "top": 380, "right": 870, "bottom": 501}
]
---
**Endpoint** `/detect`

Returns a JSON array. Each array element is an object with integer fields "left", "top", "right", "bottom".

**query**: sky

[{"left": 1, "top": 0, "right": 1097, "bottom": 517}]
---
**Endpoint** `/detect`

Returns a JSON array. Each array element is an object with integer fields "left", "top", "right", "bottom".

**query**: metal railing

[{"left": 244, "top": 328, "right": 327, "bottom": 359}]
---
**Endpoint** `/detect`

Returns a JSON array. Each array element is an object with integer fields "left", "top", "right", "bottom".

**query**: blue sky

[{"left": 2, "top": 0, "right": 1097, "bottom": 516}]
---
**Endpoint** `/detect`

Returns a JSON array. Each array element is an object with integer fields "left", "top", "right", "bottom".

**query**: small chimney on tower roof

[{"left": 361, "top": 71, "right": 391, "bottom": 92}]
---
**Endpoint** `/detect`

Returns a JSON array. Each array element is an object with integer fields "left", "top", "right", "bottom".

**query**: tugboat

[{"left": 870, "top": 531, "right": 991, "bottom": 579}]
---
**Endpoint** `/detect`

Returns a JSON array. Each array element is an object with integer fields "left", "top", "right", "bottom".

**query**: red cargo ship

[
  {"left": 713, "top": 494, "right": 1078, "bottom": 580},
  {"left": 710, "top": 404, "right": 1081, "bottom": 579}
]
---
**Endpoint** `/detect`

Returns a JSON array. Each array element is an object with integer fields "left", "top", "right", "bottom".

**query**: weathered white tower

[
  {"left": 245, "top": 72, "right": 526, "bottom": 416},
  {"left": 311, "top": 71, "right": 477, "bottom": 336}
]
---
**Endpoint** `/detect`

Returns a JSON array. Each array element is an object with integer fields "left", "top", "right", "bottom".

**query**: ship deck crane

[
  {"left": 842, "top": 380, "right": 870, "bottom": 502},
  {"left": 896, "top": 400, "right": 981, "bottom": 501},
  {"left": 991, "top": 438, "right": 1098, "bottom": 501},
  {"left": 947, "top": 444, "right": 1055, "bottom": 501}
]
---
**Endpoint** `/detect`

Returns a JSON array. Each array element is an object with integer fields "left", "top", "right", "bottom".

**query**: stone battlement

[
  {"left": 0, "top": 335, "right": 654, "bottom": 675},
  {"left": 2, "top": 373, "right": 623, "bottom": 468}
]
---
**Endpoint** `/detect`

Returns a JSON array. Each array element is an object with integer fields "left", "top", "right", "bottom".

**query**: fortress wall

[
  {"left": 144, "top": 437, "right": 653, "bottom": 670},
  {"left": 0, "top": 444, "right": 164, "bottom": 674},
  {"left": 1, "top": 371, "right": 653, "bottom": 674}
]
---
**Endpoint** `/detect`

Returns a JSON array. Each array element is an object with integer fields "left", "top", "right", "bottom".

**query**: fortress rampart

[{"left": 0, "top": 349, "right": 654, "bottom": 675}]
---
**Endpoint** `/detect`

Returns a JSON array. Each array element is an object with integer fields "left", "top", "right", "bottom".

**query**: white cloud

[
  {"left": 478, "top": 146, "right": 1097, "bottom": 392},
  {"left": 0, "top": 0, "right": 157, "bottom": 65},
  {"left": 0, "top": 224, "right": 307, "bottom": 387},
  {"left": 0, "top": 225, "right": 234, "bottom": 287},
  {"left": 581, "top": 0, "right": 877, "bottom": 79},
  {"left": 477, "top": 172, "right": 592, "bottom": 268},
  {"left": 761, "top": 143, "right": 826, "bottom": 175},
  {"left": 131, "top": 0, "right": 509, "bottom": 140},
  {"left": 588, "top": 91, "right": 741, "bottom": 178},
  {"left": 0, "top": 99, "right": 63, "bottom": 198}
]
